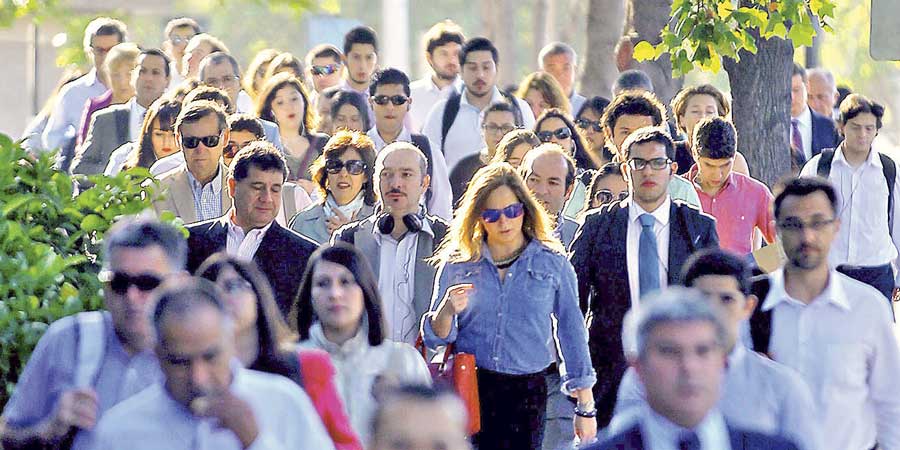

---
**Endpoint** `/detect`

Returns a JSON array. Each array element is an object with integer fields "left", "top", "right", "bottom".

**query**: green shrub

[{"left": 0, "top": 133, "right": 173, "bottom": 406}]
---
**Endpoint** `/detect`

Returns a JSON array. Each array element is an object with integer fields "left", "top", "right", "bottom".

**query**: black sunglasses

[
  {"left": 372, "top": 95, "right": 409, "bottom": 106},
  {"left": 576, "top": 118, "right": 603, "bottom": 132},
  {"left": 325, "top": 159, "right": 367, "bottom": 175},
  {"left": 100, "top": 271, "right": 163, "bottom": 295},
  {"left": 480, "top": 202, "right": 525, "bottom": 223},
  {"left": 311, "top": 64, "right": 341, "bottom": 76},
  {"left": 181, "top": 135, "right": 221, "bottom": 149},
  {"left": 537, "top": 127, "right": 572, "bottom": 142},
  {"left": 594, "top": 189, "right": 629, "bottom": 205}
]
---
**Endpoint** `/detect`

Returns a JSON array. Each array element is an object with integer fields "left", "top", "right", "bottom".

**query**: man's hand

[
  {"left": 195, "top": 391, "right": 259, "bottom": 449},
  {"left": 42, "top": 388, "right": 99, "bottom": 441}
]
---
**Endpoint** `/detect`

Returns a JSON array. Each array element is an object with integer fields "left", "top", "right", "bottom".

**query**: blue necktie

[
  {"left": 638, "top": 213, "right": 660, "bottom": 298},
  {"left": 678, "top": 430, "right": 701, "bottom": 450}
]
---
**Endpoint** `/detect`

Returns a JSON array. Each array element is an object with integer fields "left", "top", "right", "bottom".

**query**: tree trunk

[
  {"left": 625, "top": 0, "right": 681, "bottom": 105},
  {"left": 480, "top": 0, "right": 517, "bottom": 89},
  {"left": 724, "top": 33, "right": 794, "bottom": 188},
  {"left": 582, "top": 0, "right": 626, "bottom": 99}
]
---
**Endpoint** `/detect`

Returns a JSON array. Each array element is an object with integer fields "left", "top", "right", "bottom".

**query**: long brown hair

[
  {"left": 123, "top": 97, "right": 182, "bottom": 170},
  {"left": 255, "top": 73, "right": 316, "bottom": 136},
  {"left": 431, "top": 162, "right": 563, "bottom": 264}
]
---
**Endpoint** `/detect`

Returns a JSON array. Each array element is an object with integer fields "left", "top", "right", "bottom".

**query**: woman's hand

[
  {"left": 326, "top": 208, "right": 352, "bottom": 234},
  {"left": 574, "top": 415, "right": 598, "bottom": 444},
  {"left": 430, "top": 283, "right": 474, "bottom": 339}
]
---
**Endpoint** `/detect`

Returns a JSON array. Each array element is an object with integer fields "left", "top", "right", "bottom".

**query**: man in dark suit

[
  {"left": 186, "top": 141, "right": 317, "bottom": 317},
  {"left": 790, "top": 62, "right": 840, "bottom": 165},
  {"left": 584, "top": 288, "right": 798, "bottom": 450},
  {"left": 569, "top": 127, "right": 718, "bottom": 427}
]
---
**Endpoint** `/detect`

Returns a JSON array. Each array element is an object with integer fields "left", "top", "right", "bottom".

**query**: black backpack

[
  {"left": 439, "top": 90, "right": 524, "bottom": 154},
  {"left": 410, "top": 133, "right": 435, "bottom": 206},
  {"left": 748, "top": 275, "right": 774, "bottom": 356},
  {"left": 814, "top": 148, "right": 896, "bottom": 236}
]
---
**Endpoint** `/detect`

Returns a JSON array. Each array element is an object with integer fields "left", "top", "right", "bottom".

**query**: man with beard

[
  {"left": 409, "top": 20, "right": 465, "bottom": 132},
  {"left": 747, "top": 177, "right": 900, "bottom": 450}
]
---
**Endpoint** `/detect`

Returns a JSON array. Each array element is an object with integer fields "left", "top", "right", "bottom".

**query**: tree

[
  {"left": 632, "top": 0, "right": 836, "bottom": 187},
  {"left": 582, "top": 0, "right": 626, "bottom": 99},
  {"left": 626, "top": 0, "right": 682, "bottom": 105}
]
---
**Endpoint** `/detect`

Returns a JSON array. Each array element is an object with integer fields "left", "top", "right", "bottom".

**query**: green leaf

[
  {"left": 633, "top": 41, "right": 657, "bottom": 61},
  {"left": 787, "top": 21, "right": 815, "bottom": 47},
  {"left": 80, "top": 214, "right": 105, "bottom": 233},
  {"left": 717, "top": 1, "right": 734, "bottom": 19}
]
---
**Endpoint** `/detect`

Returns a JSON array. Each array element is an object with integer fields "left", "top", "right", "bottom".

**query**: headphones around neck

[{"left": 376, "top": 211, "right": 424, "bottom": 234}]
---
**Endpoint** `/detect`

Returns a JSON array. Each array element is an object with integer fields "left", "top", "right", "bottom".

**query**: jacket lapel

[
  {"left": 115, "top": 108, "right": 130, "bottom": 144},
  {"left": 413, "top": 228, "right": 437, "bottom": 318},
  {"left": 355, "top": 219, "right": 381, "bottom": 274},
  {"left": 219, "top": 163, "right": 233, "bottom": 213},
  {"left": 667, "top": 203, "right": 694, "bottom": 284},
  {"left": 173, "top": 169, "right": 198, "bottom": 224}
]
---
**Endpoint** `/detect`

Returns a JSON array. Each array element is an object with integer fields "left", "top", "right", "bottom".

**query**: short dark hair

[
  {"left": 620, "top": 126, "right": 675, "bottom": 160},
  {"left": 576, "top": 96, "right": 611, "bottom": 119},
  {"left": 152, "top": 277, "right": 228, "bottom": 344},
  {"left": 164, "top": 17, "right": 201, "bottom": 36},
  {"left": 423, "top": 20, "right": 465, "bottom": 55},
  {"left": 534, "top": 108, "right": 592, "bottom": 170},
  {"left": 229, "top": 140, "right": 288, "bottom": 182},
  {"left": 140, "top": 48, "right": 172, "bottom": 78},
  {"left": 485, "top": 101, "right": 515, "bottom": 118},
  {"left": 305, "top": 43, "right": 342, "bottom": 67},
  {"left": 585, "top": 162, "right": 626, "bottom": 210},
  {"left": 183, "top": 85, "right": 233, "bottom": 113},
  {"left": 773, "top": 176, "right": 838, "bottom": 220},
  {"left": 85, "top": 17, "right": 127, "bottom": 49},
  {"left": 344, "top": 26, "right": 378, "bottom": 55},
  {"left": 227, "top": 113, "right": 264, "bottom": 138},
  {"left": 199, "top": 51, "right": 241, "bottom": 80},
  {"left": 294, "top": 242, "right": 387, "bottom": 346},
  {"left": 369, "top": 67, "right": 411, "bottom": 97},
  {"left": 680, "top": 248, "right": 753, "bottom": 295},
  {"left": 601, "top": 91, "right": 667, "bottom": 146},
  {"left": 613, "top": 69, "right": 654, "bottom": 94},
  {"left": 459, "top": 37, "right": 498, "bottom": 66},
  {"left": 792, "top": 62, "right": 807, "bottom": 83},
  {"left": 371, "top": 384, "right": 466, "bottom": 439},
  {"left": 838, "top": 93, "right": 885, "bottom": 130},
  {"left": 175, "top": 99, "right": 227, "bottom": 136},
  {"left": 693, "top": 117, "right": 737, "bottom": 159},
  {"left": 330, "top": 90, "right": 372, "bottom": 131},
  {"left": 103, "top": 216, "right": 187, "bottom": 272}
]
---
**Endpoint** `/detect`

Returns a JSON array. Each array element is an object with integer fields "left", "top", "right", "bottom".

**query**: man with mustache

[
  {"left": 569, "top": 127, "right": 718, "bottom": 427},
  {"left": 332, "top": 142, "right": 448, "bottom": 345}
]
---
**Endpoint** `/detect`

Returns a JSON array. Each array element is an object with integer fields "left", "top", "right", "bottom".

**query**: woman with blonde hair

[
  {"left": 516, "top": 71, "right": 571, "bottom": 120},
  {"left": 243, "top": 48, "right": 280, "bottom": 100},
  {"left": 423, "top": 162, "right": 597, "bottom": 449}
]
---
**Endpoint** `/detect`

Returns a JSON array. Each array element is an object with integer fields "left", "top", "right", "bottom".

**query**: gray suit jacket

[
  {"left": 288, "top": 203, "right": 376, "bottom": 244},
  {"left": 71, "top": 104, "right": 130, "bottom": 176},
  {"left": 151, "top": 162, "right": 232, "bottom": 224},
  {"left": 559, "top": 216, "right": 580, "bottom": 248}
]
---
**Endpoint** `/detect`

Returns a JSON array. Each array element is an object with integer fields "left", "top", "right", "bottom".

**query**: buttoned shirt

[
  {"left": 642, "top": 407, "right": 732, "bottom": 450},
  {"left": 128, "top": 98, "right": 147, "bottom": 142},
  {"left": 42, "top": 69, "right": 108, "bottom": 152},
  {"left": 225, "top": 212, "right": 273, "bottom": 261},
  {"left": 373, "top": 220, "right": 433, "bottom": 345},
  {"left": 800, "top": 145, "right": 900, "bottom": 283},
  {"left": 187, "top": 167, "right": 224, "bottom": 222},
  {"left": 365, "top": 126, "right": 453, "bottom": 221},
  {"left": 792, "top": 106, "right": 813, "bottom": 162},
  {"left": 760, "top": 268, "right": 900, "bottom": 450},
  {"left": 421, "top": 86, "right": 535, "bottom": 173},
  {"left": 91, "top": 364, "right": 336, "bottom": 450},
  {"left": 1, "top": 312, "right": 161, "bottom": 450},
  {"left": 613, "top": 344, "right": 820, "bottom": 450},
  {"left": 409, "top": 74, "right": 463, "bottom": 132},
  {"left": 688, "top": 168, "right": 776, "bottom": 255},
  {"left": 626, "top": 197, "right": 672, "bottom": 306}
]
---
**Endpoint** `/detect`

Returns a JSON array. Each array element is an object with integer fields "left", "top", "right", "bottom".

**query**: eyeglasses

[
  {"left": 204, "top": 75, "right": 239, "bottom": 87},
  {"left": 223, "top": 140, "right": 257, "bottom": 159},
  {"left": 325, "top": 159, "right": 367, "bottom": 175},
  {"left": 311, "top": 64, "right": 341, "bottom": 76},
  {"left": 576, "top": 118, "right": 603, "bottom": 132},
  {"left": 169, "top": 35, "right": 192, "bottom": 44},
  {"left": 480, "top": 202, "right": 525, "bottom": 223},
  {"left": 537, "top": 127, "right": 572, "bottom": 142},
  {"left": 594, "top": 190, "right": 629, "bottom": 204},
  {"left": 100, "top": 271, "right": 163, "bottom": 295},
  {"left": 483, "top": 123, "right": 517, "bottom": 135},
  {"left": 91, "top": 45, "right": 114, "bottom": 55},
  {"left": 372, "top": 95, "right": 409, "bottom": 106},
  {"left": 181, "top": 135, "right": 221, "bottom": 149},
  {"left": 627, "top": 157, "right": 672, "bottom": 171},
  {"left": 776, "top": 217, "right": 836, "bottom": 232},
  {"left": 221, "top": 277, "right": 253, "bottom": 294}
]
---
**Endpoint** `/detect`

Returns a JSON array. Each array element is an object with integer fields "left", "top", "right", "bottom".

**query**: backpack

[
  {"left": 410, "top": 133, "right": 436, "bottom": 207},
  {"left": 747, "top": 275, "right": 774, "bottom": 356},
  {"left": 815, "top": 148, "right": 896, "bottom": 236},
  {"left": 439, "top": 90, "right": 524, "bottom": 154}
]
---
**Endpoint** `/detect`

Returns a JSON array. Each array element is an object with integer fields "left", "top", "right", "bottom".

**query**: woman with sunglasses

[
  {"left": 293, "top": 242, "right": 431, "bottom": 446},
  {"left": 256, "top": 73, "right": 328, "bottom": 191},
  {"left": 290, "top": 130, "right": 377, "bottom": 244},
  {"left": 107, "top": 97, "right": 181, "bottom": 175},
  {"left": 490, "top": 128, "right": 541, "bottom": 169},
  {"left": 582, "top": 162, "right": 629, "bottom": 215},
  {"left": 196, "top": 253, "right": 363, "bottom": 450},
  {"left": 535, "top": 108, "right": 598, "bottom": 221},
  {"left": 424, "top": 163, "right": 597, "bottom": 450},
  {"left": 574, "top": 96, "right": 614, "bottom": 167}
]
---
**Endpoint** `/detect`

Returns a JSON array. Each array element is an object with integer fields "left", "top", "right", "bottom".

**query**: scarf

[{"left": 323, "top": 191, "right": 366, "bottom": 220}]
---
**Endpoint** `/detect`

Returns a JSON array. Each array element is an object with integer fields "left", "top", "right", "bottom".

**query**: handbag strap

[{"left": 415, "top": 334, "right": 455, "bottom": 367}]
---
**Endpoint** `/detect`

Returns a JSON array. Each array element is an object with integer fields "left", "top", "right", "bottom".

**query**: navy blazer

[
  {"left": 568, "top": 199, "right": 719, "bottom": 425},
  {"left": 586, "top": 423, "right": 799, "bottom": 450},
  {"left": 186, "top": 218, "right": 319, "bottom": 318},
  {"left": 809, "top": 106, "right": 841, "bottom": 159}
]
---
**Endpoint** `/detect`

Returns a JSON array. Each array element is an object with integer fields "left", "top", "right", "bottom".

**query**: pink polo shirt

[{"left": 689, "top": 166, "right": 776, "bottom": 255}]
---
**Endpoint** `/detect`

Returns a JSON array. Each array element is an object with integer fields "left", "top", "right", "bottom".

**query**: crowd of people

[{"left": 5, "top": 13, "right": 900, "bottom": 450}]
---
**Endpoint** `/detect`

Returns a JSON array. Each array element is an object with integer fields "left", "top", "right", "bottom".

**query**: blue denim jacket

[{"left": 422, "top": 240, "right": 596, "bottom": 393}]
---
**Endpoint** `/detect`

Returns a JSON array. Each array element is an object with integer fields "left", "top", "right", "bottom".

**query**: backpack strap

[
  {"left": 440, "top": 92, "right": 463, "bottom": 155},
  {"left": 74, "top": 311, "right": 106, "bottom": 388},
  {"left": 410, "top": 133, "right": 436, "bottom": 207},
  {"left": 815, "top": 148, "right": 836, "bottom": 178},
  {"left": 880, "top": 153, "right": 896, "bottom": 237},
  {"left": 748, "top": 275, "right": 773, "bottom": 357}
]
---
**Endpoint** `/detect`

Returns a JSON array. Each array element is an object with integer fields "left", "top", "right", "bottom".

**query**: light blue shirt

[
  {"left": 642, "top": 407, "right": 732, "bottom": 450},
  {"left": 41, "top": 69, "right": 108, "bottom": 152},
  {"left": 187, "top": 167, "right": 223, "bottom": 222},
  {"left": 89, "top": 364, "right": 335, "bottom": 450}
]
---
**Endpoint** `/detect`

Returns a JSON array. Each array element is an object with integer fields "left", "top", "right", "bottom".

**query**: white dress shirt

[
  {"left": 365, "top": 126, "right": 453, "bottom": 221},
  {"left": 91, "top": 364, "right": 335, "bottom": 450},
  {"left": 225, "top": 213, "right": 273, "bottom": 261},
  {"left": 613, "top": 344, "right": 820, "bottom": 450},
  {"left": 128, "top": 98, "right": 147, "bottom": 142},
  {"left": 150, "top": 151, "right": 184, "bottom": 176},
  {"left": 761, "top": 268, "right": 900, "bottom": 450},
  {"left": 42, "top": 69, "right": 108, "bottom": 152},
  {"left": 104, "top": 141, "right": 134, "bottom": 176},
  {"left": 408, "top": 74, "right": 462, "bottom": 132},
  {"left": 792, "top": 106, "right": 814, "bottom": 161},
  {"left": 626, "top": 197, "right": 671, "bottom": 307},
  {"left": 421, "top": 86, "right": 535, "bottom": 173},
  {"left": 641, "top": 406, "right": 732, "bottom": 450},
  {"left": 800, "top": 145, "right": 900, "bottom": 282}
]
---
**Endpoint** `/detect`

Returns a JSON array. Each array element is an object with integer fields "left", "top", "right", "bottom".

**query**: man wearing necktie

[
  {"left": 583, "top": 288, "right": 799, "bottom": 450},
  {"left": 570, "top": 127, "right": 719, "bottom": 427},
  {"left": 789, "top": 62, "right": 840, "bottom": 170}
]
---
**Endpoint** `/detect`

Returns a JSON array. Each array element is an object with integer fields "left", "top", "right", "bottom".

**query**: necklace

[{"left": 493, "top": 242, "right": 528, "bottom": 268}]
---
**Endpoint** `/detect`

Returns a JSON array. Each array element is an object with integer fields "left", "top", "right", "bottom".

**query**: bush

[{"left": 0, "top": 133, "right": 173, "bottom": 406}]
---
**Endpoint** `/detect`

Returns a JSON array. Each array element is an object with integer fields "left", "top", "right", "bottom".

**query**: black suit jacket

[
  {"left": 568, "top": 200, "right": 719, "bottom": 425},
  {"left": 186, "top": 217, "right": 319, "bottom": 318},
  {"left": 809, "top": 106, "right": 840, "bottom": 158},
  {"left": 586, "top": 423, "right": 799, "bottom": 450}
]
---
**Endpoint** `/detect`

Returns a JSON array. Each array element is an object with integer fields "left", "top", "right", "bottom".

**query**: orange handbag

[{"left": 416, "top": 337, "right": 481, "bottom": 435}]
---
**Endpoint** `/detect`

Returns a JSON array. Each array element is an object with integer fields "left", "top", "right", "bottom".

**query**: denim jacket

[{"left": 422, "top": 240, "right": 596, "bottom": 393}]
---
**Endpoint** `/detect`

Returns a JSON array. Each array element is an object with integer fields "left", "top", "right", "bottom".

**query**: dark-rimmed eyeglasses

[
  {"left": 776, "top": 217, "right": 836, "bottom": 233},
  {"left": 627, "top": 157, "right": 672, "bottom": 171},
  {"left": 594, "top": 190, "right": 629, "bottom": 205},
  {"left": 483, "top": 123, "right": 517, "bottom": 135},
  {"left": 181, "top": 135, "right": 221, "bottom": 149},
  {"left": 480, "top": 202, "right": 525, "bottom": 223},
  {"left": 325, "top": 159, "right": 367, "bottom": 175},
  {"left": 203, "top": 75, "right": 239, "bottom": 87},
  {"left": 537, "top": 127, "right": 572, "bottom": 142},
  {"left": 372, "top": 95, "right": 409, "bottom": 106},
  {"left": 311, "top": 64, "right": 341, "bottom": 76},
  {"left": 100, "top": 271, "right": 163, "bottom": 295},
  {"left": 575, "top": 118, "right": 603, "bottom": 132}
]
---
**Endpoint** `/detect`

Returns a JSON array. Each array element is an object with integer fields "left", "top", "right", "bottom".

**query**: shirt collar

[
  {"left": 226, "top": 209, "right": 275, "bottom": 237},
  {"left": 129, "top": 97, "right": 147, "bottom": 117},
  {"left": 761, "top": 268, "right": 852, "bottom": 312},
  {"left": 366, "top": 126, "right": 412, "bottom": 148},
  {"left": 460, "top": 86, "right": 503, "bottom": 110},
  {"left": 187, "top": 164, "right": 223, "bottom": 192},
  {"left": 688, "top": 165, "right": 736, "bottom": 194},
  {"left": 727, "top": 342, "right": 746, "bottom": 368},
  {"left": 427, "top": 74, "right": 462, "bottom": 93},
  {"left": 85, "top": 68, "right": 104, "bottom": 88},
  {"left": 629, "top": 196, "right": 671, "bottom": 227},
  {"left": 795, "top": 106, "right": 812, "bottom": 127},
  {"left": 339, "top": 79, "right": 369, "bottom": 96},
  {"left": 642, "top": 405, "right": 727, "bottom": 448},
  {"left": 308, "top": 321, "right": 370, "bottom": 356},
  {"left": 833, "top": 141, "right": 881, "bottom": 169},
  {"left": 371, "top": 209, "right": 434, "bottom": 242}
]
